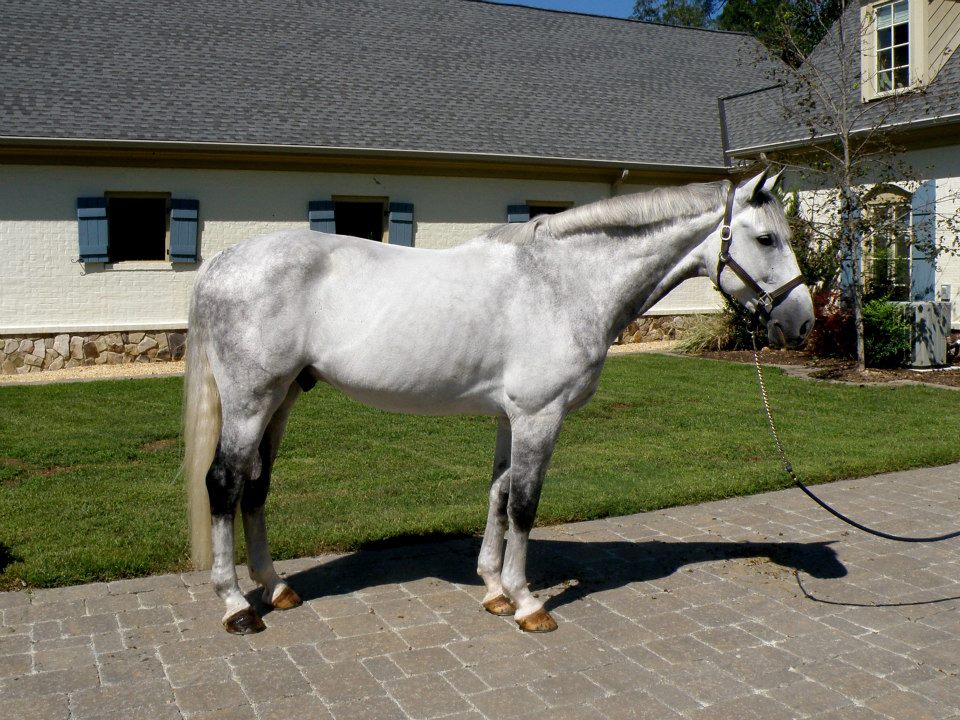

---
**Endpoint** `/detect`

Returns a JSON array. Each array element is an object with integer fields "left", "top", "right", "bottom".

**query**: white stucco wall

[{"left": 0, "top": 164, "right": 722, "bottom": 334}]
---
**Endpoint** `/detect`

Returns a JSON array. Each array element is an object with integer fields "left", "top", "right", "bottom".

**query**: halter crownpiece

[{"left": 715, "top": 178, "right": 805, "bottom": 325}]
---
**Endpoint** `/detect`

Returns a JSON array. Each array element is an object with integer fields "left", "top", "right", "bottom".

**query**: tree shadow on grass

[{"left": 271, "top": 535, "right": 845, "bottom": 616}]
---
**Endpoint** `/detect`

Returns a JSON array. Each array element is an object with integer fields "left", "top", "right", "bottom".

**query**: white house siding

[
  {"left": 789, "top": 147, "right": 960, "bottom": 328},
  {"left": 0, "top": 163, "right": 718, "bottom": 336},
  {"left": 912, "top": 148, "right": 960, "bottom": 327}
]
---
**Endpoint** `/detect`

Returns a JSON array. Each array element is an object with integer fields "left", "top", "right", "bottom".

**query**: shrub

[
  {"left": 674, "top": 299, "right": 754, "bottom": 353},
  {"left": 805, "top": 290, "right": 855, "bottom": 358},
  {"left": 863, "top": 299, "right": 911, "bottom": 367}
]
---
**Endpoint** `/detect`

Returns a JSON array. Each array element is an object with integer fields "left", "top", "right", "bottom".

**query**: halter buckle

[
  {"left": 758, "top": 293, "right": 774, "bottom": 314},
  {"left": 720, "top": 225, "right": 732, "bottom": 241}
]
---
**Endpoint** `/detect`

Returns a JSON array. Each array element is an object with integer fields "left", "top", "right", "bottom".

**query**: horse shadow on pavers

[{"left": 268, "top": 536, "right": 845, "bottom": 616}]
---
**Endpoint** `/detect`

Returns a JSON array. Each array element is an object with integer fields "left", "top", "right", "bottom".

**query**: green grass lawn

[{"left": 2, "top": 353, "right": 960, "bottom": 590}]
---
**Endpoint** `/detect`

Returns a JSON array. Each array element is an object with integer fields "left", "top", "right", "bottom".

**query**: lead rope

[{"left": 750, "top": 334, "right": 960, "bottom": 543}]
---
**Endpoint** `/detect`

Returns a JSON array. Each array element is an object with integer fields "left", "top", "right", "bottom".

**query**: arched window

[{"left": 863, "top": 186, "right": 912, "bottom": 301}]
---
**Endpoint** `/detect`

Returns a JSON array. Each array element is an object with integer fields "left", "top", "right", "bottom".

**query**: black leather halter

[{"left": 715, "top": 183, "right": 805, "bottom": 324}]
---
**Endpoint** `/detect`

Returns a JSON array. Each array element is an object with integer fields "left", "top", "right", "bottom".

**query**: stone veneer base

[
  {"left": 1, "top": 330, "right": 187, "bottom": 375},
  {"left": 0, "top": 314, "right": 688, "bottom": 374}
]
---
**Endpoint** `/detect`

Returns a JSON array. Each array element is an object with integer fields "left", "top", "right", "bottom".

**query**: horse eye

[{"left": 757, "top": 234, "right": 775, "bottom": 247}]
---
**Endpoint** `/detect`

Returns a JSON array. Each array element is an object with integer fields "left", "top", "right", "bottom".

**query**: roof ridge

[{"left": 461, "top": 0, "right": 754, "bottom": 37}]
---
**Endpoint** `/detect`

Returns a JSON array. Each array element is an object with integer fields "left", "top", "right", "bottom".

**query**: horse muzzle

[{"left": 764, "top": 284, "right": 814, "bottom": 349}]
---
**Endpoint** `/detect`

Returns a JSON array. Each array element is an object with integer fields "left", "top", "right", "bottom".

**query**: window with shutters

[
  {"left": 76, "top": 193, "right": 199, "bottom": 264},
  {"left": 309, "top": 196, "right": 415, "bottom": 247}
]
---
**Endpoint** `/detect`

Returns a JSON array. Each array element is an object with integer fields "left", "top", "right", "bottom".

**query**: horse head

[{"left": 708, "top": 169, "right": 815, "bottom": 349}]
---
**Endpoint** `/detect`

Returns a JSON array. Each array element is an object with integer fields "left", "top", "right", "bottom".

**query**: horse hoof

[
  {"left": 223, "top": 608, "right": 266, "bottom": 635},
  {"left": 482, "top": 594, "right": 516, "bottom": 616},
  {"left": 271, "top": 585, "right": 302, "bottom": 610},
  {"left": 516, "top": 608, "right": 558, "bottom": 633}
]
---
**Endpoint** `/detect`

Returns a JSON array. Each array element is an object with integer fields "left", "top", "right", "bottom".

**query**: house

[
  {"left": 722, "top": 0, "right": 960, "bottom": 325},
  {"left": 0, "top": 0, "right": 783, "bottom": 373}
]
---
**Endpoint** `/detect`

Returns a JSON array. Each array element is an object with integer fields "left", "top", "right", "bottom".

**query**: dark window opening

[
  {"left": 335, "top": 201, "right": 385, "bottom": 241},
  {"left": 107, "top": 196, "right": 168, "bottom": 261},
  {"left": 528, "top": 204, "right": 570, "bottom": 218}
]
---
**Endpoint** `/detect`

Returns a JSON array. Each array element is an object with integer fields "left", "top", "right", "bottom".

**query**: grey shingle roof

[
  {"left": 0, "top": 0, "right": 777, "bottom": 168},
  {"left": 723, "top": 1, "right": 960, "bottom": 155}
]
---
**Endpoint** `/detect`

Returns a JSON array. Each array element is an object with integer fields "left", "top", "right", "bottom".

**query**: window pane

[
  {"left": 893, "top": 44, "right": 908, "bottom": 68},
  {"left": 893, "top": 0, "right": 909, "bottom": 24},
  {"left": 893, "top": 66, "right": 910, "bottom": 88},
  {"left": 877, "top": 27, "right": 892, "bottom": 49},
  {"left": 893, "top": 23, "right": 908, "bottom": 46},
  {"left": 878, "top": 70, "right": 893, "bottom": 91},
  {"left": 878, "top": 48, "right": 892, "bottom": 70},
  {"left": 877, "top": 3, "right": 892, "bottom": 28}
]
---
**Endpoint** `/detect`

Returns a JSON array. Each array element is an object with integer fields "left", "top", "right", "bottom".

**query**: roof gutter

[
  {"left": 725, "top": 108, "right": 960, "bottom": 157},
  {"left": 0, "top": 135, "right": 730, "bottom": 176}
]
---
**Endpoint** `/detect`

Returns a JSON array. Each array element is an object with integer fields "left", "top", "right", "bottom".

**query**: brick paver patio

[{"left": 3, "top": 464, "right": 960, "bottom": 719}]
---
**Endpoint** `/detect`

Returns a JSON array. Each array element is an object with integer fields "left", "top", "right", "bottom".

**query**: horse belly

[
  {"left": 316, "top": 339, "right": 505, "bottom": 416},
  {"left": 310, "top": 262, "right": 511, "bottom": 416}
]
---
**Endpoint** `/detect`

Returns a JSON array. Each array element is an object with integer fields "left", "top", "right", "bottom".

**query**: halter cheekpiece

[{"left": 715, "top": 181, "right": 805, "bottom": 324}]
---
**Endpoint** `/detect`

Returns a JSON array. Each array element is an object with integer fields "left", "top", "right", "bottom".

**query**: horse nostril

[{"left": 800, "top": 319, "right": 812, "bottom": 338}]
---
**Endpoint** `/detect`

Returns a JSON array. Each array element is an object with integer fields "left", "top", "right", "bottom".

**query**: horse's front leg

[
  {"left": 477, "top": 418, "right": 516, "bottom": 617},
  {"left": 502, "top": 409, "right": 564, "bottom": 632}
]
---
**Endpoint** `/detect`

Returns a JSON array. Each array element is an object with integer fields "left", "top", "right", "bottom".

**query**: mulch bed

[{"left": 695, "top": 348, "right": 960, "bottom": 388}]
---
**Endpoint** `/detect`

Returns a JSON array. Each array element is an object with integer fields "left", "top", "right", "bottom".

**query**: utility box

[{"left": 892, "top": 301, "right": 951, "bottom": 368}]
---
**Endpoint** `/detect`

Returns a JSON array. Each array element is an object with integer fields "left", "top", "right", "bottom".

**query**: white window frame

[
  {"left": 860, "top": 0, "right": 926, "bottom": 102},
  {"left": 862, "top": 187, "right": 913, "bottom": 301},
  {"left": 875, "top": 0, "right": 910, "bottom": 93}
]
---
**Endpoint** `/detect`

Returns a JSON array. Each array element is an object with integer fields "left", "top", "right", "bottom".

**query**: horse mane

[
  {"left": 479, "top": 181, "right": 730, "bottom": 246},
  {"left": 546, "top": 181, "right": 728, "bottom": 238}
]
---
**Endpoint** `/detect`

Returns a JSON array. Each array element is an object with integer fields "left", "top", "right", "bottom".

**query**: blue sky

[{"left": 486, "top": 0, "right": 636, "bottom": 19}]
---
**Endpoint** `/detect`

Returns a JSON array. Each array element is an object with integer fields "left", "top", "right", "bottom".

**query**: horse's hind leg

[
  {"left": 207, "top": 387, "right": 289, "bottom": 634},
  {"left": 241, "top": 383, "right": 302, "bottom": 611},
  {"left": 477, "top": 418, "right": 516, "bottom": 616}
]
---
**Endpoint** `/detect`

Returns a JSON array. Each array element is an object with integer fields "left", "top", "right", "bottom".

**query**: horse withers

[{"left": 183, "top": 169, "right": 814, "bottom": 634}]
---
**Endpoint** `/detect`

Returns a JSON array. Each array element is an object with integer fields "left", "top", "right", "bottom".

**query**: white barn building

[{"left": 3, "top": 0, "right": 958, "bottom": 373}]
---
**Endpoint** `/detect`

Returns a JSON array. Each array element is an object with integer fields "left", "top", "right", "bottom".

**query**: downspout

[{"left": 610, "top": 168, "right": 629, "bottom": 197}]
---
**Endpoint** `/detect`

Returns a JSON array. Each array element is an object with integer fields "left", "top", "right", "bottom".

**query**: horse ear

[
  {"left": 762, "top": 169, "right": 785, "bottom": 194},
  {"left": 735, "top": 169, "right": 769, "bottom": 204}
]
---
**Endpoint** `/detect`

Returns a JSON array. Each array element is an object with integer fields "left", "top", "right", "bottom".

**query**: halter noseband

[{"left": 715, "top": 183, "right": 805, "bottom": 324}]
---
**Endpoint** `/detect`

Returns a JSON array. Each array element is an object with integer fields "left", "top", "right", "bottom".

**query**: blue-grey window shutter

[
  {"left": 170, "top": 199, "right": 200, "bottom": 263},
  {"left": 388, "top": 202, "right": 414, "bottom": 247},
  {"left": 77, "top": 197, "right": 109, "bottom": 262},
  {"left": 507, "top": 204, "right": 530, "bottom": 223},
  {"left": 308, "top": 200, "right": 336, "bottom": 233},
  {"left": 910, "top": 180, "right": 936, "bottom": 301},
  {"left": 839, "top": 202, "right": 862, "bottom": 297}
]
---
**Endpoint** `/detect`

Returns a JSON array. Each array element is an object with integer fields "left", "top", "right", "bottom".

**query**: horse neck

[{"left": 546, "top": 210, "right": 721, "bottom": 344}]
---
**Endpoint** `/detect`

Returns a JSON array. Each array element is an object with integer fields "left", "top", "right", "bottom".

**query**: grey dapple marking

[{"left": 183, "top": 170, "right": 815, "bottom": 634}]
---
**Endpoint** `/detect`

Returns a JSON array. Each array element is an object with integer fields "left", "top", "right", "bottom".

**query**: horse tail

[{"left": 183, "top": 290, "right": 220, "bottom": 570}]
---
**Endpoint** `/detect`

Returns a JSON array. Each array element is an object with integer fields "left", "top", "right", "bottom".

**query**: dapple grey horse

[{"left": 183, "top": 169, "right": 814, "bottom": 634}]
